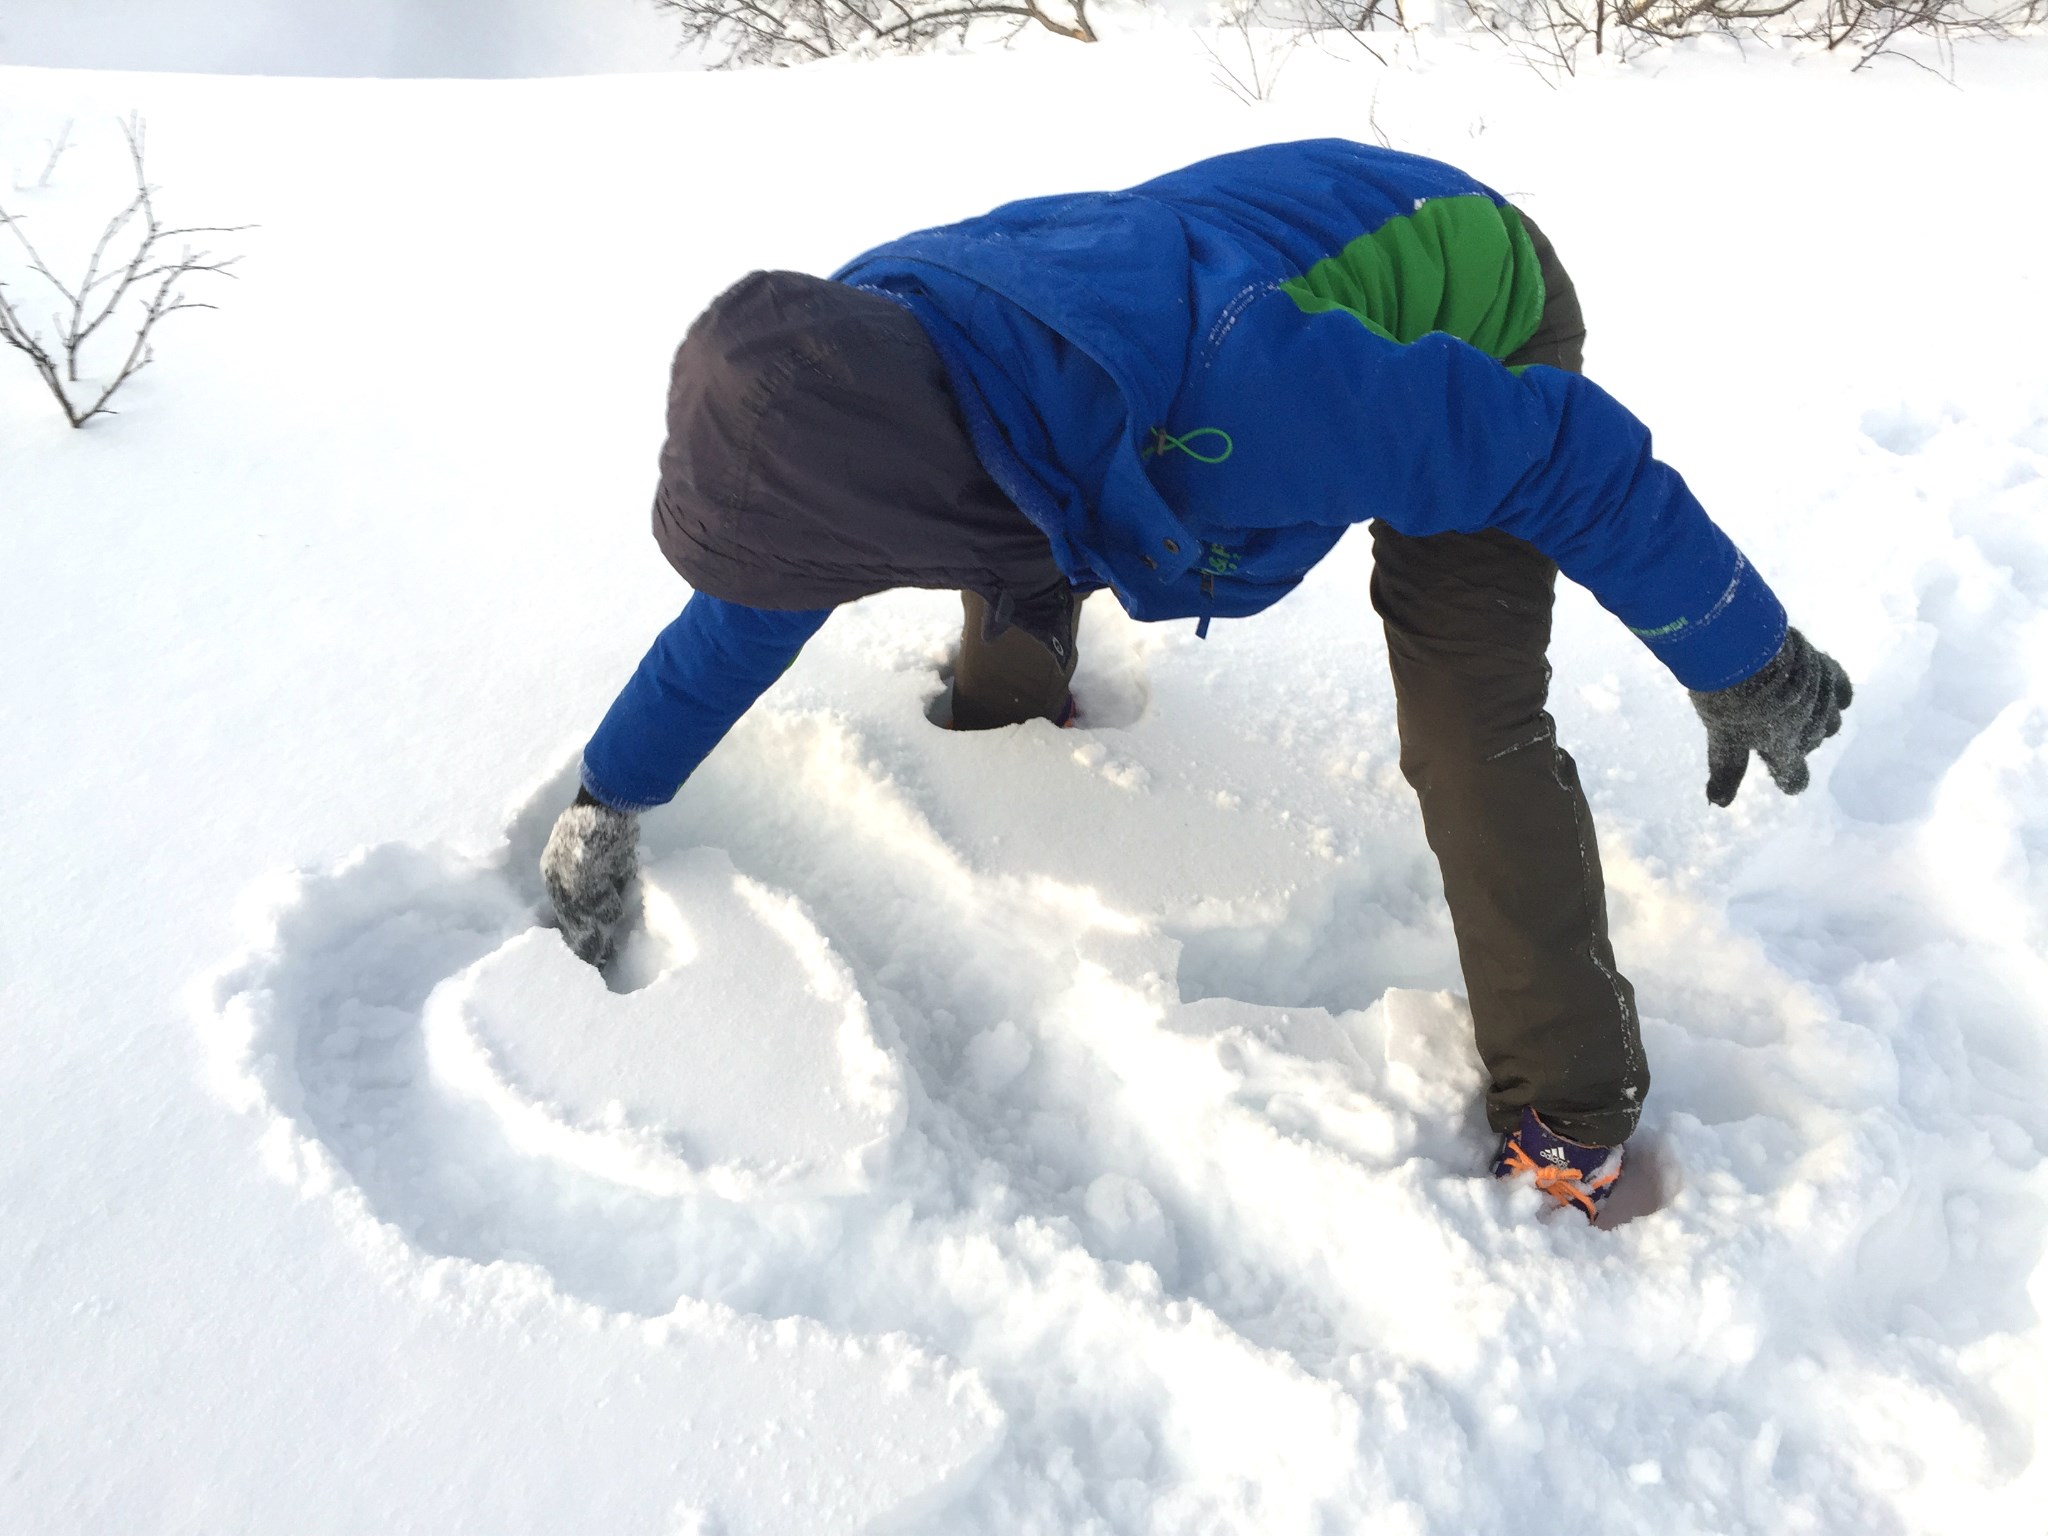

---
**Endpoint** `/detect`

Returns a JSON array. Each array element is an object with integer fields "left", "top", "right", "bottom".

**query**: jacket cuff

[
  {"left": 1630, "top": 554, "right": 1789, "bottom": 693},
  {"left": 576, "top": 763, "right": 663, "bottom": 815}
]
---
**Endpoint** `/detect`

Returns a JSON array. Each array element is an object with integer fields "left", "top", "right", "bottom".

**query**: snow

[
  {"left": 416, "top": 850, "right": 904, "bottom": 1198},
  {"left": 5, "top": 24, "right": 2048, "bottom": 1536},
  {"left": 0, "top": 0, "right": 686, "bottom": 77}
]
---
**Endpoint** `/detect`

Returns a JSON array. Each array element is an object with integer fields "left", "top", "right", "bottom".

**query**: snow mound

[{"left": 423, "top": 850, "right": 903, "bottom": 1198}]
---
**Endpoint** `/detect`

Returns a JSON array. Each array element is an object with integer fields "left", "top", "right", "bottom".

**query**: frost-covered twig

[
  {"left": 0, "top": 117, "right": 249, "bottom": 429},
  {"left": 10, "top": 120, "right": 74, "bottom": 193}
]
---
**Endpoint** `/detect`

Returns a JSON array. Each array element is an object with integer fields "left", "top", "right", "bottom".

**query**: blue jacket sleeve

[
  {"left": 579, "top": 593, "right": 832, "bottom": 812},
  {"left": 1185, "top": 298, "right": 1788, "bottom": 691}
]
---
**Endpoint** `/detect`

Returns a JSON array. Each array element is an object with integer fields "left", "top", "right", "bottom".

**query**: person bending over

[{"left": 540, "top": 140, "right": 1852, "bottom": 1222}]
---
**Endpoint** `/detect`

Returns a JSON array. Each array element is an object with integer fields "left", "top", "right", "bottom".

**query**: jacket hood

[{"left": 651, "top": 270, "right": 1077, "bottom": 657}]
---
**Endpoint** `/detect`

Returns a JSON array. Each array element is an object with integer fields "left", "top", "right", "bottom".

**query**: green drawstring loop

[{"left": 1144, "top": 425, "right": 1235, "bottom": 464}]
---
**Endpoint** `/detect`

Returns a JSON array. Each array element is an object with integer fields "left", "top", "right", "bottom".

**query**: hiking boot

[
  {"left": 1491, "top": 1107, "right": 1624, "bottom": 1222},
  {"left": 927, "top": 683, "right": 1076, "bottom": 731}
]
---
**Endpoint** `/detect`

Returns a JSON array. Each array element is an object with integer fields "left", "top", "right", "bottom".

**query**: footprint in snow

[
  {"left": 1830, "top": 481, "right": 2045, "bottom": 826},
  {"left": 1860, "top": 402, "right": 1951, "bottom": 456}
]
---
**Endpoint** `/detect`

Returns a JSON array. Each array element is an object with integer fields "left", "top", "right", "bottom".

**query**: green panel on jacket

[{"left": 1278, "top": 195, "right": 1547, "bottom": 360}]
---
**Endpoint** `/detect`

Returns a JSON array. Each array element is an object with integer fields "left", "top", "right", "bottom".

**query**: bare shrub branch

[
  {"left": 0, "top": 117, "right": 249, "bottom": 429},
  {"left": 1456, "top": 0, "right": 2039, "bottom": 72},
  {"left": 10, "top": 121, "right": 74, "bottom": 193},
  {"left": 655, "top": 0, "right": 1094, "bottom": 65},
  {"left": 1200, "top": 1, "right": 1308, "bottom": 103},
  {"left": 1793, "top": 0, "right": 2043, "bottom": 68},
  {"left": 1249, "top": 0, "right": 2038, "bottom": 76}
]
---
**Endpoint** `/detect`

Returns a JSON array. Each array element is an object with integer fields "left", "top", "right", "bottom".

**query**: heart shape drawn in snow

[{"left": 423, "top": 847, "right": 905, "bottom": 1199}]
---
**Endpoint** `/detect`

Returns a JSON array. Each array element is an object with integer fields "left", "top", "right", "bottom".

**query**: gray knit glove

[
  {"left": 540, "top": 791, "right": 640, "bottom": 966},
  {"left": 1688, "top": 628, "right": 1854, "bottom": 807}
]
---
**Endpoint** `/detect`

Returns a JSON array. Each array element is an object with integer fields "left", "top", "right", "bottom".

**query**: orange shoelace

[{"left": 1501, "top": 1141, "right": 1619, "bottom": 1222}]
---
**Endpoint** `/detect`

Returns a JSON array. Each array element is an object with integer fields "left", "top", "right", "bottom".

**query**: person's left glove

[
  {"left": 541, "top": 789, "right": 640, "bottom": 967},
  {"left": 1688, "top": 627, "right": 1854, "bottom": 807}
]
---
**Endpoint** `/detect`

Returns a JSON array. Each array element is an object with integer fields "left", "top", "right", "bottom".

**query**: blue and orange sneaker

[{"left": 1491, "top": 1108, "right": 1624, "bottom": 1222}]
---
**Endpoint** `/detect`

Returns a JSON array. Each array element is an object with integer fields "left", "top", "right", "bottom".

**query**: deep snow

[{"left": 4, "top": 27, "right": 2047, "bottom": 1536}]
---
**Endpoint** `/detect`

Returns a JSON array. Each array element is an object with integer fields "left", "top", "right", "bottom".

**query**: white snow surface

[
  {"left": 5, "top": 30, "right": 2048, "bottom": 1536},
  {"left": 421, "top": 851, "right": 905, "bottom": 1198},
  {"left": 0, "top": 0, "right": 686, "bottom": 77}
]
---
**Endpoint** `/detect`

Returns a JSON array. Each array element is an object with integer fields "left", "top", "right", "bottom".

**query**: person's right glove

[
  {"left": 541, "top": 790, "right": 640, "bottom": 967},
  {"left": 1688, "top": 627, "right": 1854, "bottom": 807}
]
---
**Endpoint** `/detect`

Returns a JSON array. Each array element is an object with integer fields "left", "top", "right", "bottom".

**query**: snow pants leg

[{"left": 1368, "top": 211, "right": 1648, "bottom": 1147}]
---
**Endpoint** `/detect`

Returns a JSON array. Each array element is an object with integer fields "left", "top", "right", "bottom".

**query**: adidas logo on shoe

[{"left": 1490, "top": 1107, "right": 1625, "bottom": 1222}]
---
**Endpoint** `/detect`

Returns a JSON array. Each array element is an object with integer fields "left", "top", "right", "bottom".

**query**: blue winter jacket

[{"left": 583, "top": 140, "right": 1786, "bottom": 811}]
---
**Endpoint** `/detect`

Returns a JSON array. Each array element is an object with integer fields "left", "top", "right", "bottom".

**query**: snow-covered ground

[{"left": 5, "top": 27, "right": 2046, "bottom": 1535}]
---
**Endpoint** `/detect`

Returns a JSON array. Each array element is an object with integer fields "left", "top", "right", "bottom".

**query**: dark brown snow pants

[{"left": 950, "top": 212, "right": 1647, "bottom": 1147}]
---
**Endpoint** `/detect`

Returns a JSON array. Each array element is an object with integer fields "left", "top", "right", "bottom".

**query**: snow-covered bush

[
  {"left": 652, "top": 0, "right": 1097, "bottom": 66},
  {"left": 1457, "top": 0, "right": 2045, "bottom": 68},
  {"left": 0, "top": 118, "right": 245, "bottom": 429},
  {"left": 653, "top": 0, "right": 2040, "bottom": 72}
]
